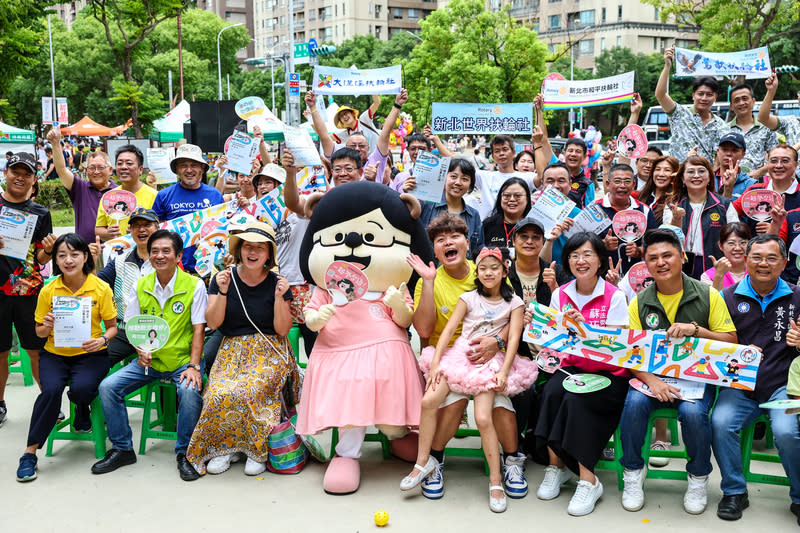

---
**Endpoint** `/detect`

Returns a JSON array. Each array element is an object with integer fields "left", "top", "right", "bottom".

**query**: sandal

[
  {"left": 400, "top": 456, "right": 439, "bottom": 491},
  {"left": 489, "top": 484, "right": 507, "bottom": 513}
]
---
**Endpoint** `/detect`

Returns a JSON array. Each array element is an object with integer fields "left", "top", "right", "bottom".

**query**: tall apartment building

[
  {"left": 493, "top": 0, "right": 699, "bottom": 71},
  {"left": 253, "top": 0, "right": 436, "bottom": 59},
  {"left": 53, "top": 1, "right": 89, "bottom": 30},
  {"left": 195, "top": 0, "right": 256, "bottom": 60}
]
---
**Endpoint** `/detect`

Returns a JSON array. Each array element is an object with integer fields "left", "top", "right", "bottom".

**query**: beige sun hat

[
  {"left": 170, "top": 143, "right": 210, "bottom": 173},
  {"left": 253, "top": 163, "right": 287, "bottom": 187},
  {"left": 334, "top": 106, "right": 360, "bottom": 129},
  {"left": 227, "top": 220, "right": 277, "bottom": 264}
]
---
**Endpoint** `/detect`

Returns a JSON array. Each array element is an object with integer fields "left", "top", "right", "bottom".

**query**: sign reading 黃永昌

[
  {"left": 542, "top": 72, "right": 635, "bottom": 110},
  {"left": 674, "top": 47, "right": 771, "bottom": 79},
  {"left": 312, "top": 65, "right": 402, "bottom": 95},
  {"left": 431, "top": 103, "right": 533, "bottom": 135}
]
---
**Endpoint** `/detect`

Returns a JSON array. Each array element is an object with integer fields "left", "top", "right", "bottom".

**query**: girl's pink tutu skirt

[{"left": 419, "top": 336, "right": 538, "bottom": 396}]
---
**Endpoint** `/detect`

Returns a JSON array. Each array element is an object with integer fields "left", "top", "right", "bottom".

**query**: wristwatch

[
  {"left": 100, "top": 335, "right": 108, "bottom": 346},
  {"left": 187, "top": 363, "right": 202, "bottom": 372},
  {"left": 494, "top": 335, "right": 506, "bottom": 353}
]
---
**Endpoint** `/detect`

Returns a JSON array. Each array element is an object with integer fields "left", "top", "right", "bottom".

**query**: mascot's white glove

[
  {"left": 305, "top": 303, "right": 337, "bottom": 331},
  {"left": 383, "top": 282, "right": 407, "bottom": 311},
  {"left": 383, "top": 282, "right": 413, "bottom": 328}
]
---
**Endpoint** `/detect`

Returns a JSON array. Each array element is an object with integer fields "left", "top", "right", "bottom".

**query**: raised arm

[
  {"left": 628, "top": 93, "right": 642, "bottom": 126},
  {"left": 45, "top": 127, "right": 75, "bottom": 191},
  {"left": 305, "top": 90, "right": 336, "bottom": 157},
  {"left": 253, "top": 124, "right": 271, "bottom": 164},
  {"left": 533, "top": 93, "right": 554, "bottom": 177},
  {"left": 280, "top": 148, "right": 305, "bottom": 215},
  {"left": 368, "top": 94, "right": 381, "bottom": 118},
  {"left": 758, "top": 74, "right": 780, "bottom": 131},
  {"left": 655, "top": 47, "right": 677, "bottom": 113},
  {"left": 424, "top": 123, "right": 453, "bottom": 157},
  {"left": 377, "top": 88, "right": 408, "bottom": 157}
]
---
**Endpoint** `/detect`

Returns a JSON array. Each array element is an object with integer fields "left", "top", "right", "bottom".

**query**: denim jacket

[{"left": 419, "top": 199, "right": 484, "bottom": 260}]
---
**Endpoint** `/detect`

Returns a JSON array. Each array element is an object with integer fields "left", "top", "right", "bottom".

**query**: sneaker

[
  {"left": 207, "top": 453, "right": 235, "bottom": 474},
  {"left": 684, "top": 474, "right": 708, "bottom": 514},
  {"left": 57, "top": 410, "right": 65, "bottom": 422},
  {"left": 622, "top": 468, "right": 646, "bottom": 511},
  {"left": 73, "top": 404, "right": 92, "bottom": 433},
  {"left": 244, "top": 457, "right": 267, "bottom": 476},
  {"left": 16, "top": 453, "right": 38, "bottom": 482},
  {"left": 567, "top": 478, "right": 603, "bottom": 516},
  {"left": 602, "top": 447, "right": 615, "bottom": 461},
  {"left": 649, "top": 440, "right": 670, "bottom": 467},
  {"left": 0, "top": 404, "right": 7, "bottom": 426},
  {"left": 503, "top": 453, "right": 528, "bottom": 498},
  {"left": 537, "top": 465, "right": 573, "bottom": 500},
  {"left": 421, "top": 459, "right": 445, "bottom": 499}
]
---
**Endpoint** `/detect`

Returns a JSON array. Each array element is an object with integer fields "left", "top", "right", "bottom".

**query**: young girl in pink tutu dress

[{"left": 401, "top": 247, "right": 538, "bottom": 513}]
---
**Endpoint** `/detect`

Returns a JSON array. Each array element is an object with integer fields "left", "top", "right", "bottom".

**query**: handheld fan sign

[
  {"left": 235, "top": 96, "right": 266, "bottom": 119},
  {"left": 613, "top": 209, "right": 647, "bottom": 243},
  {"left": 126, "top": 315, "right": 170, "bottom": 352},
  {"left": 102, "top": 190, "right": 137, "bottom": 221},
  {"left": 627, "top": 262, "right": 654, "bottom": 294},
  {"left": 325, "top": 261, "right": 369, "bottom": 306},
  {"left": 616, "top": 124, "right": 648, "bottom": 159},
  {"left": 740, "top": 189, "right": 779, "bottom": 222}
]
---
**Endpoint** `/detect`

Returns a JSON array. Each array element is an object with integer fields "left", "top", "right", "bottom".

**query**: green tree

[
  {"left": 87, "top": 0, "right": 189, "bottom": 136},
  {"left": 644, "top": 0, "right": 800, "bottom": 52},
  {"left": 0, "top": 1, "right": 57, "bottom": 103},
  {"left": 109, "top": 78, "right": 165, "bottom": 134},
  {"left": 402, "top": 0, "right": 548, "bottom": 125}
]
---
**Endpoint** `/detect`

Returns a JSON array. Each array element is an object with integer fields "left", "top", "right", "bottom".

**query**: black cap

[
  {"left": 513, "top": 216, "right": 545, "bottom": 234},
  {"left": 7, "top": 152, "right": 36, "bottom": 174},
  {"left": 128, "top": 208, "right": 159, "bottom": 224},
  {"left": 719, "top": 132, "right": 746, "bottom": 150}
]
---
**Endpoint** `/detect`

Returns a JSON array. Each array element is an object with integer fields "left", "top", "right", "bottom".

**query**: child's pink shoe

[
  {"left": 323, "top": 456, "right": 360, "bottom": 495},
  {"left": 390, "top": 432, "right": 418, "bottom": 463}
]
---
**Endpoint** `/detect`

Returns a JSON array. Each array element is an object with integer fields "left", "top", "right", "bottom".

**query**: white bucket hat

[
  {"left": 170, "top": 143, "right": 209, "bottom": 173},
  {"left": 253, "top": 163, "right": 286, "bottom": 186}
]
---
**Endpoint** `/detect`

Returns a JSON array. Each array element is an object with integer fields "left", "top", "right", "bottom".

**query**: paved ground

[{"left": 2, "top": 364, "right": 798, "bottom": 532}]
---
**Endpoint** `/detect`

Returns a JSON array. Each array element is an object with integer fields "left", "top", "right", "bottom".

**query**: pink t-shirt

[{"left": 458, "top": 290, "right": 523, "bottom": 341}]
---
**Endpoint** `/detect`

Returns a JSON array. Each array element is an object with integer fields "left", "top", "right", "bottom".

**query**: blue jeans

[
  {"left": 711, "top": 386, "right": 800, "bottom": 503},
  {"left": 98, "top": 359, "right": 203, "bottom": 455},
  {"left": 620, "top": 385, "right": 715, "bottom": 476}
]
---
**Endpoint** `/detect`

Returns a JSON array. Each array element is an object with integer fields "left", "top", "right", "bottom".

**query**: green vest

[
  {"left": 637, "top": 273, "right": 711, "bottom": 331},
  {"left": 135, "top": 269, "right": 197, "bottom": 372}
]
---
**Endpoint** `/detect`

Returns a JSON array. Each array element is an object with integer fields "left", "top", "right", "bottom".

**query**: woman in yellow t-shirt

[{"left": 15, "top": 233, "right": 117, "bottom": 482}]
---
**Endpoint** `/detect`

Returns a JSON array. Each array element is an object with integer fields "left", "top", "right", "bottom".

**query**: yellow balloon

[{"left": 374, "top": 510, "right": 389, "bottom": 527}]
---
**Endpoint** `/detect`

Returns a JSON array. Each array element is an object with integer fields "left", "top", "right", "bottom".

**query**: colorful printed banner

[
  {"left": 312, "top": 65, "right": 402, "bottom": 95},
  {"left": 256, "top": 187, "right": 288, "bottom": 229},
  {"left": 523, "top": 302, "right": 762, "bottom": 391},
  {"left": 431, "top": 103, "right": 533, "bottom": 135},
  {"left": 161, "top": 202, "right": 228, "bottom": 248},
  {"left": 297, "top": 166, "right": 327, "bottom": 194},
  {"left": 674, "top": 47, "right": 771, "bottom": 79},
  {"left": 542, "top": 72, "right": 635, "bottom": 110}
]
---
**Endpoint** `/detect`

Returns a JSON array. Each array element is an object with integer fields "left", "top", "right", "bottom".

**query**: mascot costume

[{"left": 296, "top": 181, "right": 434, "bottom": 494}]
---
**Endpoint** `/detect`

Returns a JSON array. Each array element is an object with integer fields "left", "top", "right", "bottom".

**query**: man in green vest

[
  {"left": 618, "top": 228, "right": 736, "bottom": 515},
  {"left": 91, "top": 230, "right": 208, "bottom": 481}
]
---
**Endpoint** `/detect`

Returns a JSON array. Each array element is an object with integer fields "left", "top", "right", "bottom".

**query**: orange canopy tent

[{"left": 60, "top": 115, "right": 125, "bottom": 136}]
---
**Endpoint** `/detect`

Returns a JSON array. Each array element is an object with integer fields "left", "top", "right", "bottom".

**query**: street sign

[
  {"left": 289, "top": 72, "right": 300, "bottom": 96},
  {"left": 294, "top": 42, "right": 310, "bottom": 65},
  {"left": 308, "top": 38, "right": 318, "bottom": 52}
]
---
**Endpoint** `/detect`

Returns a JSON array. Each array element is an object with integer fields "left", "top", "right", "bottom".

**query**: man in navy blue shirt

[{"left": 152, "top": 144, "right": 224, "bottom": 273}]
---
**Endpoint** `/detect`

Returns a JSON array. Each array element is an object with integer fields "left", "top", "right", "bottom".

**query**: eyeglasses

[
  {"left": 638, "top": 158, "right": 654, "bottom": 165},
  {"left": 515, "top": 233, "right": 543, "bottom": 242},
  {"left": 332, "top": 166, "right": 357, "bottom": 174},
  {"left": 568, "top": 251, "right": 597, "bottom": 261},
  {"left": 501, "top": 193, "right": 525, "bottom": 200},
  {"left": 86, "top": 165, "right": 108, "bottom": 173},
  {"left": 749, "top": 255, "right": 782, "bottom": 265},
  {"left": 723, "top": 239, "right": 748, "bottom": 249}
]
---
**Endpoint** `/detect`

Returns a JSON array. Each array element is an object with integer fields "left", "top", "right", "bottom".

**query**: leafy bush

[{"left": 36, "top": 179, "right": 71, "bottom": 210}]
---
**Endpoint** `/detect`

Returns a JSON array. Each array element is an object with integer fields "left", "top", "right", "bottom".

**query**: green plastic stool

[
  {"left": 595, "top": 426, "right": 625, "bottom": 489},
  {"left": 445, "top": 426, "right": 490, "bottom": 476},
  {"left": 741, "top": 414, "right": 789, "bottom": 486},
  {"left": 9, "top": 345, "right": 34, "bottom": 387},
  {"left": 46, "top": 395, "right": 107, "bottom": 459},
  {"left": 288, "top": 325, "right": 304, "bottom": 368},
  {"left": 138, "top": 380, "right": 178, "bottom": 455}
]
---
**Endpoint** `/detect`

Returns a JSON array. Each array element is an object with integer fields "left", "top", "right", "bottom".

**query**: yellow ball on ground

[{"left": 374, "top": 510, "right": 389, "bottom": 527}]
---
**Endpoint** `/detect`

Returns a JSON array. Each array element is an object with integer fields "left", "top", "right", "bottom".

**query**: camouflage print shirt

[
  {"left": 667, "top": 104, "right": 727, "bottom": 164},
  {"left": 726, "top": 116, "right": 779, "bottom": 174},
  {"left": 776, "top": 116, "right": 800, "bottom": 145}
]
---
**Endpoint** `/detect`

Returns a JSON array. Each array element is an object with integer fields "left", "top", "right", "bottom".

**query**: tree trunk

[{"left": 122, "top": 49, "right": 143, "bottom": 138}]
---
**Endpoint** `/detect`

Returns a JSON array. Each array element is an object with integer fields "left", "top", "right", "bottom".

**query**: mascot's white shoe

[{"left": 323, "top": 456, "right": 361, "bottom": 495}]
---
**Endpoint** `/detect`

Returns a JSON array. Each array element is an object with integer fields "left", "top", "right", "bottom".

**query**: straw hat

[
  {"left": 334, "top": 106, "right": 360, "bottom": 129},
  {"left": 228, "top": 220, "right": 277, "bottom": 265}
]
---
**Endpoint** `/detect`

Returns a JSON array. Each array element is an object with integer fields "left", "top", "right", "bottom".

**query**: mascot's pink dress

[{"left": 296, "top": 287, "right": 424, "bottom": 435}]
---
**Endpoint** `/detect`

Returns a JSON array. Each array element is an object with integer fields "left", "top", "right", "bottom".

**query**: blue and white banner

[
  {"left": 431, "top": 103, "right": 533, "bottom": 135},
  {"left": 312, "top": 65, "right": 402, "bottom": 95},
  {"left": 674, "top": 47, "right": 771, "bottom": 79}
]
